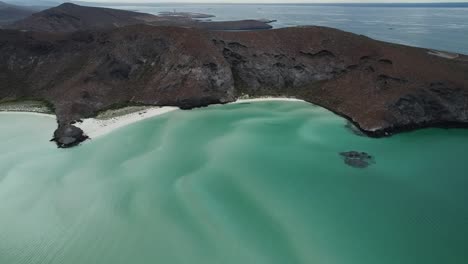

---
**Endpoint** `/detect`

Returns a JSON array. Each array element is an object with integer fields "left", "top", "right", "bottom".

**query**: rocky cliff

[
  {"left": 1, "top": 25, "right": 467, "bottom": 147},
  {"left": 213, "top": 28, "right": 468, "bottom": 136}
]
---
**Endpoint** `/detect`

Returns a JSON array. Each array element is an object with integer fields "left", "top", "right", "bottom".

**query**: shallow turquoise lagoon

[{"left": 1, "top": 101, "right": 468, "bottom": 264}]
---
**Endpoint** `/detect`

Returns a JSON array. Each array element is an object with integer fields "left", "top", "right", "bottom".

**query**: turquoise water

[
  {"left": 1, "top": 101, "right": 468, "bottom": 264},
  {"left": 97, "top": 3, "right": 468, "bottom": 54}
]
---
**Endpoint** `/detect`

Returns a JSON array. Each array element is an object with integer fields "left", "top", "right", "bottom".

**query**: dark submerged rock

[
  {"left": 340, "top": 151, "right": 375, "bottom": 168},
  {"left": 51, "top": 124, "right": 88, "bottom": 148}
]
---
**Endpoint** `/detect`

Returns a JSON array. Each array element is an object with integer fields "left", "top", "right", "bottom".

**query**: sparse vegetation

[{"left": 95, "top": 106, "right": 152, "bottom": 120}]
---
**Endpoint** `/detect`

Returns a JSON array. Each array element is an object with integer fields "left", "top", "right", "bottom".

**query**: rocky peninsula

[
  {"left": 0, "top": 4, "right": 467, "bottom": 147},
  {"left": 7, "top": 3, "right": 273, "bottom": 32}
]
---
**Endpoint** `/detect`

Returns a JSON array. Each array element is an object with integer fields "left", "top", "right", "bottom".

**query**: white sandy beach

[
  {"left": 84, "top": 98, "right": 305, "bottom": 138},
  {"left": 428, "top": 50, "right": 459, "bottom": 59},
  {"left": 232, "top": 97, "right": 304, "bottom": 104},
  {"left": 77, "top": 98, "right": 304, "bottom": 139},
  {"left": 75, "top": 106, "right": 179, "bottom": 138},
  {"left": 1, "top": 97, "right": 305, "bottom": 140}
]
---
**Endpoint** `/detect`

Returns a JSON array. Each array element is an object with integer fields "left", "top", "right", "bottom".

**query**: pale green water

[{"left": 1, "top": 101, "right": 468, "bottom": 264}]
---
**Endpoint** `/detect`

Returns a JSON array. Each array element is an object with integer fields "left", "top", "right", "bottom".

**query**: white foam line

[{"left": 232, "top": 97, "right": 305, "bottom": 104}]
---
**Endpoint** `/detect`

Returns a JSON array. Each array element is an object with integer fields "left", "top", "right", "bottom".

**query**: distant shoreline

[
  {"left": 89, "top": 2, "right": 468, "bottom": 8},
  {"left": 0, "top": 97, "right": 306, "bottom": 141}
]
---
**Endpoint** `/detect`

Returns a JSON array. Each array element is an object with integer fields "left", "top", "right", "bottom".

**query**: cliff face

[
  {"left": 0, "top": 26, "right": 235, "bottom": 121},
  {"left": 212, "top": 27, "right": 468, "bottom": 135},
  {"left": 1, "top": 25, "right": 467, "bottom": 147}
]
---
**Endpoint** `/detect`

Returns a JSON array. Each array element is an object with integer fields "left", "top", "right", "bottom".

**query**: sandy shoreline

[
  {"left": 75, "top": 106, "right": 179, "bottom": 138},
  {"left": 0, "top": 97, "right": 305, "bottom": 140},
  {"left": 232, "top": 97, "right": 304, "bottom": 104}
]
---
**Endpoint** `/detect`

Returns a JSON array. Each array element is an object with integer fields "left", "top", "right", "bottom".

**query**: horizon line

[{"left": 71, "top": 1, "right": 468, "bottom": 4}]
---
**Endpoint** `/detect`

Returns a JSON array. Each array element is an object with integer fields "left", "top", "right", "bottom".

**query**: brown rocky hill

[
  {"left": 7, "top": 3, "right": 273, "bottom": 32},
  {"left": 8, "top": 3, "right": 157, "bottom": 32},
  {"left": 1, "top": 25, "right": 467, "bottom": 147}
]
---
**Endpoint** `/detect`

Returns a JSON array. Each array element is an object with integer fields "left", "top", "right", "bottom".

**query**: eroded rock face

[
  {"left": 212, "top": 28, "right": 468, "bottom": 136},
  {"left": 51, "top": 124, "right": 88, "bottom": 148},
  {"left": 385, "top": 82, "right": 468, "bottom": 133},
  {"left": 0, "top": 25, "right": 467, "bottom": 147}
]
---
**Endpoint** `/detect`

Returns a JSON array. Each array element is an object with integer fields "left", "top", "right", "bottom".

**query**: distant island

[{"left": 0, "top": 3, "right": 467, "bottom": 147}]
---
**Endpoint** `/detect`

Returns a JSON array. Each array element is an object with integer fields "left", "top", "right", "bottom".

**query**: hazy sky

[{"left": 79, "top": 0, "right": 468, "bottom": 2}]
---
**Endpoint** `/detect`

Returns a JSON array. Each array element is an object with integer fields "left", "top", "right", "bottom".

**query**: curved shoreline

[
  {"left": 0, "top": 98, "right": 306, "bottom": 141},
  {"left": 2, "top": 97, "right": 467, "bottom": 147},
  {"left": 231, "top": 97, "right": 304, "bottom": 104},
  {"left": 78, "top": 98, "right": 305, "bottom": 139}
]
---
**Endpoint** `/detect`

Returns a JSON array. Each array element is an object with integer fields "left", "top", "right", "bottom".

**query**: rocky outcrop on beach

[
  {"left": 51, "top": 124, "right": 88, "bottom": 148},
  {"left": 1, "top": 12, "right": 468, "bottom": 147}
]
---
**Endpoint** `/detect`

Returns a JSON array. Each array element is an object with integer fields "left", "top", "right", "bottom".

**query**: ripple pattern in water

[{"left": 1, "top": 101, "right": 468, "bottom": 264}]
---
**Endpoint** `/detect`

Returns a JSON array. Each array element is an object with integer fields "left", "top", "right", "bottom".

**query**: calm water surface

[{"left": 1, "top": 102, "right": 468, "bottom": 264}]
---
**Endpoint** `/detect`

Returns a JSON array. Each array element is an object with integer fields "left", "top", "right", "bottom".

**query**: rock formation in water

[{"left": 0, "top": 4, "right": 467, "bottom": 147}]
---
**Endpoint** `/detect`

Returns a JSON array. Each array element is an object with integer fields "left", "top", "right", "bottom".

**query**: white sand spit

[
  {"left": 76, "top": 107, "right": 178, "bottom": 139},
  {"left": 428, "top": 50, "right": 459, "bottom": 59},
  {"left": 233, "top": 97, "right": 305, "bottom": 104}
]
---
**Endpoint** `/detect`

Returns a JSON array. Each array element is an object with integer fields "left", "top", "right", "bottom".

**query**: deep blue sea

[{"left": 95, "top": 3, "right": 468, "bottom": 54}]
